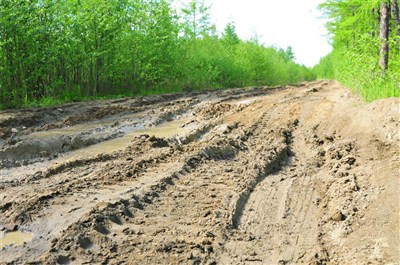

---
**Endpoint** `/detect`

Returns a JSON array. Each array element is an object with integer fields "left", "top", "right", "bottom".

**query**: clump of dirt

[
  {"left": 0, "top": 128, "right": 12, "bottom": 139},
  {"left": 0, "top": 80, "right": 398, "bottom": 264},
  {"left": 199, "top": 103, "right": 234, "bottom": 118},
  {"left": 62, "top": 105, "right": 140, "bottom": 127}
]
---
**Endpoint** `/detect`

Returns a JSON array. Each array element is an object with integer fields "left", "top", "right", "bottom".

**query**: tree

[
  {"left": 222, "top": 22, "right": 240, "bottom": 45},
  {"left": 0, "top": 0, "right": 316, "bottom": 108},
  {"left": 392, "top": 0, "right": 400, "bottom": 36},
  {"left": 181, "top": 0, "right": 214, "bottom": 39},
  {"left": 379, "top": 1, "right": 390, "bottom": 71},
  {"left": 284, "top": 46, "right": 296, "bottom": 61},
  {"left": 317, "top": 0, "right": 399, "bottom": 100}
]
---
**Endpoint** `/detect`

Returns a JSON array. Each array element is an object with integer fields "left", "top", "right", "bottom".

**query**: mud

[
  {"left": 0, "top": 231, "right": 33, "bottom": 248},
  {"left": 0, "top": 81, "right": 399, "bottom": 264}
]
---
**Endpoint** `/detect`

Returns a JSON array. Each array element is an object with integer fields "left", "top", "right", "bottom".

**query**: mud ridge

[
  {"left": 1, "top": 80, "right": 398, "bottom": 264},
  {"left": 41, "top": 149, "right": 215, "bottom": 263}
]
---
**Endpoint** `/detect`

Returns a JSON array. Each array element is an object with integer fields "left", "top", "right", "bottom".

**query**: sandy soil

[{"left": 0, "top": 80, "right": 399, "bottom": 265}]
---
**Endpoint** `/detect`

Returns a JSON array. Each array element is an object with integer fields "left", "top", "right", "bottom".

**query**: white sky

[{"left": 205, "top": 0, "right": 332, "bottom": 67}]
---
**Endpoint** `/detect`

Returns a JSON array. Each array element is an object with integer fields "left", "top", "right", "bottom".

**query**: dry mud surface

[{"left": 0, "top": 81, "right": 399, "bottom": 265}]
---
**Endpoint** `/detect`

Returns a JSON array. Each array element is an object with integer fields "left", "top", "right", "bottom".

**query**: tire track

[{"left": 2, "top": 81, "right": 398, "bottom": 264}]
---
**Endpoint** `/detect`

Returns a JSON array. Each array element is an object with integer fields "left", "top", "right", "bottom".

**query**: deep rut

[{"left": 0, "top": 81, "right": 399, "bottom": 265}]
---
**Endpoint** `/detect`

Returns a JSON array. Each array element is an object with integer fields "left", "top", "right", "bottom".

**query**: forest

[
  {"left": 315, "top": 0, "right": 400, "bottom": 101},
  {"left": 0, "top": 0, "right": 399, "bottom": 109},
  {"left": 0, "top": 0, "right": 314, "bottom": 109}
]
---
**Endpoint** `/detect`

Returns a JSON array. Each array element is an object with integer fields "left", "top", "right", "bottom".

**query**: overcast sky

[{"left": 205, "top": 0, "right": 332, "bottom": 67}]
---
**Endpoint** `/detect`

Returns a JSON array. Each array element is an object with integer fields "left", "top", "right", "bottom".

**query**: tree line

[
  {"left": 0, "top": 0, "right": 315, "bottom": 109},
  {"left": 314, "top": 0, "right": 399, "bottom": 101}
]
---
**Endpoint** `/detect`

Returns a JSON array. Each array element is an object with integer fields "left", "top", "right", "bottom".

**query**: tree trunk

[
  {"left": 379, "top": 1, "right": 390, "bottom": 72},
  {"left": 392, "top": 0, "right": 400, "bottom": 36}
]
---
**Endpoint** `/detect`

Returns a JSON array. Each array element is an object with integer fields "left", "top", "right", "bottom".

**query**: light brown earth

[{"left": 0, "top": 80, "right": 399, "bottom": 265}]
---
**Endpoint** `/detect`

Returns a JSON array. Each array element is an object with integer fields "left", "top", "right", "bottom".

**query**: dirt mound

[{"left": 0, "top": 80, "right": 398, "bottom": 264}]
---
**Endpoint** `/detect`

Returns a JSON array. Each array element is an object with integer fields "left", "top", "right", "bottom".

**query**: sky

[{"left": 205, "top": 0, "right": 332, "bottom": 67}]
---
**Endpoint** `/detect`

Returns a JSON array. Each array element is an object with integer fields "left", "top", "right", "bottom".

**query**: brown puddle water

[
  {"left": 24, "top": 113, "right": 144, "bottom": 140},
  {"left": 26, "top": 125, "right": 100, "bottom": 139},
  {"left": 0, "top": 231, "right": 33, "bottom": 248},
  {"left": 133, "top": 119, "right": 190, "bottom": 138},
  {"left": 53, "top": 119, "right": 189, "bottom": 163}
]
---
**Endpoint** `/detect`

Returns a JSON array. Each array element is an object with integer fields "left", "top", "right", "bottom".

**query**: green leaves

[
  {"left": 180, "top": 0, "right": 214, "bottom": 39},
  {"left": 316, "top": 0, "right": 399, "bottom": 101},
  {"left": 0, "top": 0, "right": 316, "bottom": 109}
]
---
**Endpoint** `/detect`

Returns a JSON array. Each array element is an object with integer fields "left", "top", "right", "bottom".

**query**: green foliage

[
  {"left": 180, "top": 0, "right": 215, "bottom": 39},
  {"left": 222, "top": 22, "right": 240, "bottom": 45},
  {"left": 0, "top": 0, "right": 316, "bottom": 109},
  {"left": 314, "top": 52, "right": 335, "bottom": 79},
  {"left": 315, "top": 0, "right": 399, "bottom": 101}
]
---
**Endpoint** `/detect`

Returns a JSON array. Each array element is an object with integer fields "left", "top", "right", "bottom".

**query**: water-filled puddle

[
  {"left": 0, "top": 231, "right": 33, "bottom": 248},
  {"left": 134, "top": 119, "right": 189, "bottom": 138},
  {"left": 54, "top": 119, "right": 189, "bottom": 162},
  {"left": 26, "top": 125, "right": 99, "bottom": 139},
  {"left": 24, "top": 113, "right": 143, "bottom": 140}
]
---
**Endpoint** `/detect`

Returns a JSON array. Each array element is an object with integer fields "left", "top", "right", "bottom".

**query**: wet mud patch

[
  {"left": 0, "top": 81, "right": 399, "bottom": 264},
  {"left": 0, "top": 137, "right": 70, "bottom": 167},
  {"left": 0, "top": 115, "right": 191, "bottom": 171},
  {"left": 0, "top": 230, "right": 34, "bottom": 249},
  {"left": 61, "top": 105, "right": 140, "bottom": 127},
  {"left": 54, "top": 118, "right": 190, "bottom": 163}
]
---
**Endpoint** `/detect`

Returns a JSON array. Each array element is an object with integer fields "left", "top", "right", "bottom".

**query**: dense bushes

[
  {"left": 178, "top": 37, "right": 316, "bottom": 91},
  {"left": 314, "top": 0, "right": 399, "bottom": 101},
  {"left": 0, "top": 0, "right": 315, "bottom": 109}
]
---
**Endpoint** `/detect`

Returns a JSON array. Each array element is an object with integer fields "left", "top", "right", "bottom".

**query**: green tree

[
  {"left": 0, "top": 0, "right": 317, "bottom": 109},
  {"left": 222, "top": 22, "right": 240, "bottom": 45},
  {"left": 317, "top": 0, "right": 399, "bottom": 100},
  {"left": 180, "top": 0, "right": 214, "bottom": 39}
]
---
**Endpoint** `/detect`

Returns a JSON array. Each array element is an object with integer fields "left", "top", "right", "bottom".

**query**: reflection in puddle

[
  {"left": 0, "top": 231, "right": 33, "bottom": 248},
  {"left": 26, "top": 125, "right": 91, "bottom": 139},
  {"left": 54, "top": 119, "right": 189, "bottom": 163},
  {"left": 135, "top": 119, "right": 189, "bottom": 138}
]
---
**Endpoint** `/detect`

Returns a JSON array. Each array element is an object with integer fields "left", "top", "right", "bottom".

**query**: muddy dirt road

[{"left": 0, "top": 81, "right": 399, "bottom": 264}]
